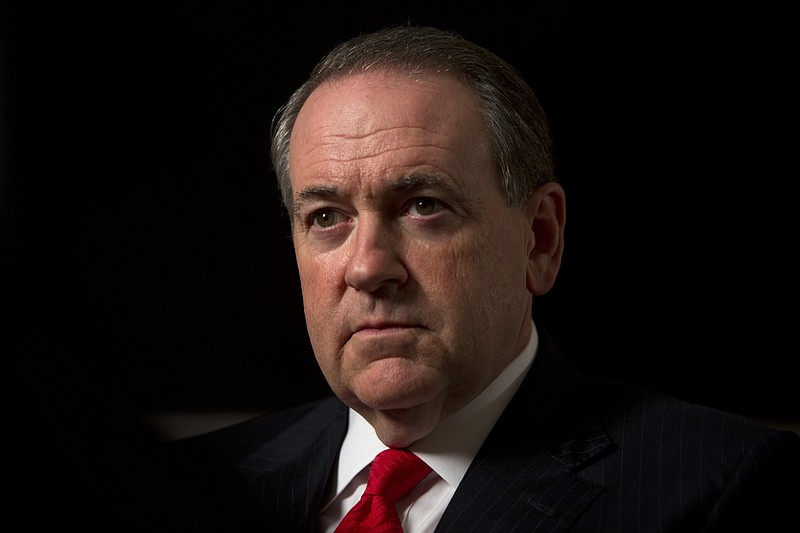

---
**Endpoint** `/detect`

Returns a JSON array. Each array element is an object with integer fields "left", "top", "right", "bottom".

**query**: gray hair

[{"left": 270, "top": 24, "right": 556, "bottom": 217}]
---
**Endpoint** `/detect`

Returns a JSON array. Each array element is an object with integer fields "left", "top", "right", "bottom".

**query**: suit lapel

[
  {"left": 436, "top": 322, "right": 613, "bottom": 532},
  {"left": 236, "top": 397, "right": 348, "bottom": 532}
]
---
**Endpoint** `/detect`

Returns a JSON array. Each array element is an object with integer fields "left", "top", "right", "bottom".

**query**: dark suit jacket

[{"left": 163, "top": 324, "right": 800, "bottom": 532}]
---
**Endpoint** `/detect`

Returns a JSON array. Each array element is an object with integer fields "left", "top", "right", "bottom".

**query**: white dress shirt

[{"left": 318, "top": 322, "right": 538, "bottom": 533}]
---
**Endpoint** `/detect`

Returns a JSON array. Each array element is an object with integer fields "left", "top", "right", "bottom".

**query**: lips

[
  {"left": 355, "top": 321, "right": 411, "bottom": 332},
  {"left": 351, "top": 320, "right": 421, "bottom": 338}
]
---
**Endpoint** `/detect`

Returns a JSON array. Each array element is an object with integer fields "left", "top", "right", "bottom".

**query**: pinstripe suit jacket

[{"left": 166, "top": 324, "right": 800, "bottom": 532}]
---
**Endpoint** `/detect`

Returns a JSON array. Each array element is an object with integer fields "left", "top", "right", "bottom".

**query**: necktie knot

[
  {"left": 335, "top": 448, "right": 432, "bottom": 532},
  {"left": 364, "top": 448, "right": 432, "bottom": 502}
]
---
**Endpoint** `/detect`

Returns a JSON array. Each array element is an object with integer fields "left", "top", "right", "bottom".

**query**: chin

[
  {"left": 353, "top": 357, "right": 447, "bottom": 410},
  {"left": 365, "top": 404, "right": 443, "bottom": 448}
]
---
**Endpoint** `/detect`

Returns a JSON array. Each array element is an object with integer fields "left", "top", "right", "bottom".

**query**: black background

[{"left": 3, "top": 1, "right": 797, "bottom": 528}]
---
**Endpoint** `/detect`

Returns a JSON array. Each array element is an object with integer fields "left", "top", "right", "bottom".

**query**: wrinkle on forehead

[
  {"left": 303, "top": 135, "right": 453, "bottom": 166},
  {"left": 325, "top": 124, "right": 444, "bottom": 141},
  {"left": 296, "top": 120, "right": 457, "bottom": 166}
]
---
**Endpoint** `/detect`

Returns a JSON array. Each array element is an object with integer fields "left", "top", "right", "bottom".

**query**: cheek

[
  {"left": 299, "top": 270, "right": 340, "bottom": 382},
  {"left": 407, "top": 236, "right": 496, "bottom": 333},
  {"left": 434, "top": 229, "right": 526, "bottom": 313},
  {"left": 431, "top": 229, "right": 512, "bottom": 282},
  {"left": 297, "top": 249, "right": 357, "bottom": 356},
  {"left": 296, "top": 253, "right": 340, "bottom": 330}
]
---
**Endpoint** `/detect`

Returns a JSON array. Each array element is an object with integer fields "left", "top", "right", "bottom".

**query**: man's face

[{"left": 289, "top": 72, "right": 537, "bottom": 447}]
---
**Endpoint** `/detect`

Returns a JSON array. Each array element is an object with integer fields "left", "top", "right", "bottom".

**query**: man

[{"left": 167, "top": 25, "right": 800, "bottom": 531}]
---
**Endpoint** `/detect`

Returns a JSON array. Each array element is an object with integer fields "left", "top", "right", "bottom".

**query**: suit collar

[{"left": 437, "top": 320, "right": 612, "bottom": 532}]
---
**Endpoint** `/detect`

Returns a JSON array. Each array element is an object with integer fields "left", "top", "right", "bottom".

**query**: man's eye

[
  {"left": 408, "top": 198, "right": 442, "bottom": 216},
  {"left": 311, "top": 210, "right": 341, "bottom": 228}
]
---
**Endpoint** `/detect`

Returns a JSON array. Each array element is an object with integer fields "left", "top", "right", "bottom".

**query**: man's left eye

[{"left": 407, "top": 198, "right": 442, "bottom": 216}]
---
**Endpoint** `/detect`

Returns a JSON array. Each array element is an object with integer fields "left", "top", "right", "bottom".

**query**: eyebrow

[
  {"left": 293, "top": 185, "right": 338, "bottom": 221},
  {"left": 390, "top": 173, "right": 454, "bottom": 194},
  {"left": 390, "top": 173, "right": 468, "bottom": 209}
]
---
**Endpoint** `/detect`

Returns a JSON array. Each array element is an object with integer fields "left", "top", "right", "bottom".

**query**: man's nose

[{"left": 344, "top": 219, "right": 408, "bottom": 293}]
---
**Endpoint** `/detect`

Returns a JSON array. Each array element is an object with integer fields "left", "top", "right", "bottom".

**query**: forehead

[
  {"left": 288, "top": 71, "right": 491, "bottom": 189},
  {"left": 297, "top": 71, "right": 482, "bottom": 131}
]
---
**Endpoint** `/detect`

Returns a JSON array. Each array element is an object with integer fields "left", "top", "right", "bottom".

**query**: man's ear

[{"left": 525, "top": 182, "right": 566, "bottom": 296}]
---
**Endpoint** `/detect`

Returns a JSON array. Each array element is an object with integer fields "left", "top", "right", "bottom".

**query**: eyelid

[
  {"left": 306, "top": 207, "right": 350, "bottom": 229},
  {"left": 293, "top": 186, "right": 340, "bottom": 225},
  {"left": 405, "top": 196, "right": 448, "bottom": 217}
]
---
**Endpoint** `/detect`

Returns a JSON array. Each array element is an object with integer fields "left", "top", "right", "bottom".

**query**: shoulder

[
  {"left": 163, "top": 395, "right": 346, "bottom": 469},
  {"left": 579, "top": 378, "right": 800, "bottom": 529},
  {"left": 141, "top": 396, "right": 345, "bottom": 530},
  {"left": 586, "top": 375, "right": 798, "bottom": 452}
]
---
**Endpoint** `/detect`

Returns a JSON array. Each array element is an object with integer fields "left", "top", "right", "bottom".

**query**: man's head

[
  {"left": 272, "top": 25, "right": 557, "bottom": 216},
  {"left": 271, "top": 25, "right": 565, "bottom": 447}
]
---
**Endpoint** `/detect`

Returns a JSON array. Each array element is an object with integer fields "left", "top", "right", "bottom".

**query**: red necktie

[{"left": 335, "top": 448, "right": 432, "bottom": 533}]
